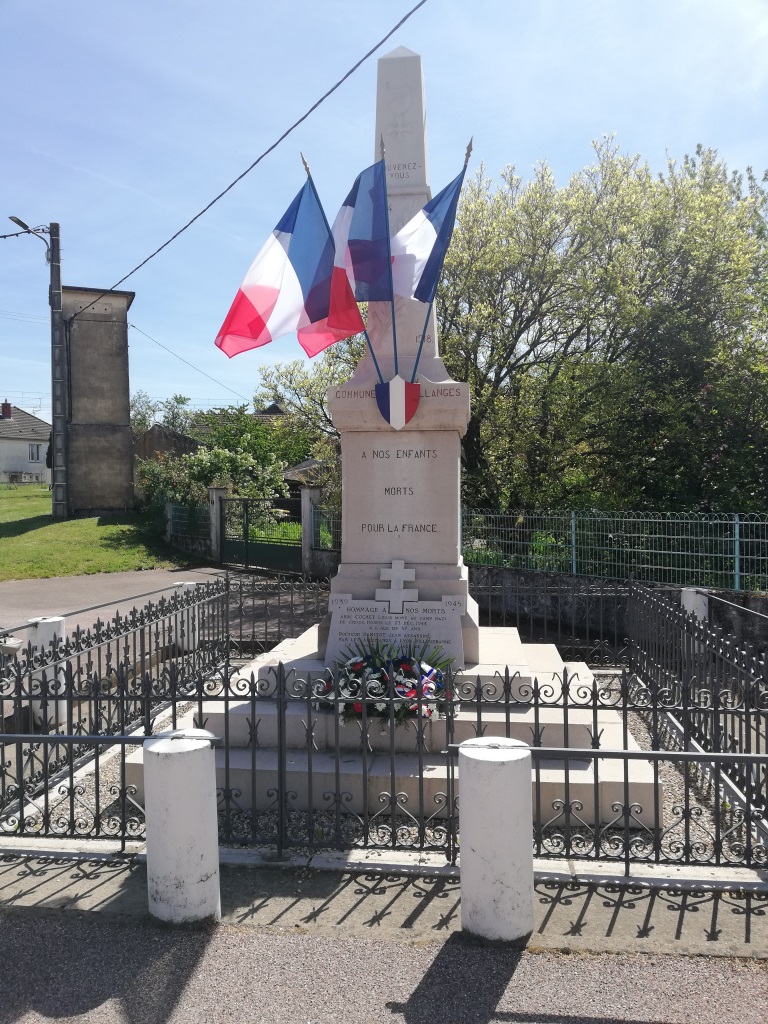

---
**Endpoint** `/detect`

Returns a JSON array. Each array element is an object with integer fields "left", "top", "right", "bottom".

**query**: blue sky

[{"left": 3, "top": 0, "right": 768, "bottom": 423}]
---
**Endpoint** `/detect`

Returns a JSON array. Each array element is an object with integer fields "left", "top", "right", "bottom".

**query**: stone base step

[
  {"left": 198, "top": 700, "right": 630, "bottom": 754},
  {"left": 125, "top": 742, "right": 661, "bottom": 827},
  {"left": 233, "top": 625, "right": 595, "bottom": 697}
]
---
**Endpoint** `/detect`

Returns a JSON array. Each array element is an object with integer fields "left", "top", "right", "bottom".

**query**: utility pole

[
  {"left": 48, "top": 223, "right": 68, "bottom": 517},
  {"left": 8, "top": 216, "right": 68, "bottom": 517}
]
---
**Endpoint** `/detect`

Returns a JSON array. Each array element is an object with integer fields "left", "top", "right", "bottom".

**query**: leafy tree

[
  {"left": 136, "top": 445, "right": 287, "bottom": 510},
  {"left": 130, "top": 391, "right": 194, "bottom": 439},
  {"left": 254, "top": 338, "right": 366, "bottom": 507},
  {"left": 188, "top": 404, "right": 312, "bottom": 469},
  {"left": 160, "top": 394, "right": 193, "bottom": 434},
  {"left": 129, "top": 390, "right": 160, "bottom": 440},
  {"left": 254, "top": 337, "right": 365, "bottom": 439},
  {"left": 437, "top": 139, "right": 768, "bottom": 509}
]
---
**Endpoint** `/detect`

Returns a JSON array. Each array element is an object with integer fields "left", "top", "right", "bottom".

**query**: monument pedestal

[{"left": 326, "top": 380, "right": 479, "bottom": 668}]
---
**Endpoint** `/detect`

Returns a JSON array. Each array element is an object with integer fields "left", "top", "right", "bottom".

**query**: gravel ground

[{"left": 0, "top": 911, "right": 765, "bottom": 1024}]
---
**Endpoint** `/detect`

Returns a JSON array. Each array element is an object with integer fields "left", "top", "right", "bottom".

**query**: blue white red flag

[
  {"left": 328, "top": 160, "right": 392, "bottom": 325},
  {"left": 215, "top": 179, "right": 363, "bottom": 359},
  {"left": 375, "top": 374, "right": 420, "bottom": 430},
  {"left": 391, "top": 167, "right": 465, "bottom": 304}
]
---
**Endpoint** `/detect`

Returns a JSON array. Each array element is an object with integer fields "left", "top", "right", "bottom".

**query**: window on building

[{"left": 29, "top": 444, "right": 41, "bottom": 462}]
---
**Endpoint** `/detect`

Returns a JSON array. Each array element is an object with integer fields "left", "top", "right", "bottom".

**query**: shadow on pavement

[
  {"left": 533, "top": 878, "right": 768, "bottom": 954},
  {"left": 219, "top": 864, "right": 461, "bottom": 935},
  {"left": 385, "top": 932, "right": 672, "bottom": 1024},
  {"left": 0, "top": 856, "right": 213, "bottom": 1024}
]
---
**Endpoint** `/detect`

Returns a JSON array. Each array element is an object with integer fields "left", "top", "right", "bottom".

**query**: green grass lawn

[{"left": 0, "top": 486, "right": 202, "bottom": 581}]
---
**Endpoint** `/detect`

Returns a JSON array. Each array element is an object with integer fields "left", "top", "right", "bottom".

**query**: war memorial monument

[{"left": 127, "top": 46, "right": 658, "bottom": 828}]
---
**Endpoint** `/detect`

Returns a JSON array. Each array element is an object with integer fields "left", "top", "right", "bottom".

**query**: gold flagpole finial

[
  {"left": 464, "top": 137, "right": 474, "bottom": 167},
  {"left": 380, "top": 134, "right": 386, "bottom": 160},
  {"left": 300, "top": 152, "right": 311, "bottom": 177}
]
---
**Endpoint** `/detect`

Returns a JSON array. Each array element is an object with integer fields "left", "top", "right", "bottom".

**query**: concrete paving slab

[{"left": 1, "top": 852, "right": 766, "bottom": 959}]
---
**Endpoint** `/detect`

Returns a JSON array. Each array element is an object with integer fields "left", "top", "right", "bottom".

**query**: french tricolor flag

[
  {"left": 391, "top": 167, "right": 466, "bottom": 304},
  {"left": 215, "top": 179, "right": 363, "bottom": 359},
  {"left": 328, "top": 159, "right": 393, "bottom": 327}
]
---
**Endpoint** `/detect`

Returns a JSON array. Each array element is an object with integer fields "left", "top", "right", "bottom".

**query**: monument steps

[
  {"left": 198, "top": 699, "right": 630, "bottom": 753},
  {"left": 123, "top": 622, "right": 662, "bottom": 830},
  {"left": 124, "top": 725, "right": 660, "bottom": 827}
]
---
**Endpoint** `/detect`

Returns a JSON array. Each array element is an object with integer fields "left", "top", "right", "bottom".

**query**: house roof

[
  {"left": 0, "top": 405, "right": 50, "bottom": 442},
  {"left": 283, "top": 457, "right": 323, "bottom": 484},
  {"left": 255, "top": 402, "right": 285, "bottom": 418}
]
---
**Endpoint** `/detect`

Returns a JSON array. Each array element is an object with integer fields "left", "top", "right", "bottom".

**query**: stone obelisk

[{"left": 324, "top": 47, "right": 479, "bottom": 667}]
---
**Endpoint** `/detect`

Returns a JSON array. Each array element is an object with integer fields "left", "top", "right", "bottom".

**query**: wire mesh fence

[
  {"left": 311, "top": 506, "right": 342, "bottom": 551},
  {"left": 462, "top": 510, "right": 768, "bottom": 591},
  {"left": 168, "top": 503, "right": 209, "bottom": 540},
  {"left": 308, "top": 507, "right": 768, "bottom": 590}
]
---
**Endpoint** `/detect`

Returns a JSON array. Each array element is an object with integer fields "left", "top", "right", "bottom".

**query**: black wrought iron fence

[
  {"left": 628, "top": 584, "right": 768, "bottom": 766},
  {"left": 469, "top": 565, "right": 631, "bottom": 666},
  {"left": 2, "top": 572, "right": 767, "bottom": 872},
  {"left": 225, "top": 572, "right": 330, "bottom": 656},
  {"left": 204, "top": 662, "right": 768, "bottom": 869},
  {"left": 0, "top": 579, "right": 229, "bottom": 845}
]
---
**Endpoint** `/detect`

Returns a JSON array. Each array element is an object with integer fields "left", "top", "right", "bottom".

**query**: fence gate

[{"left": 220, "top": 497, "right": 302, "bottom": 573}]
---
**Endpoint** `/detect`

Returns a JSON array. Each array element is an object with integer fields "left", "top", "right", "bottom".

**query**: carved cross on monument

[{"left": 376, "top": 560, "right": 418, "bottom": 613}]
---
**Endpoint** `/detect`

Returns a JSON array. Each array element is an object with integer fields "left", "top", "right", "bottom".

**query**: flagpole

[
  {"left": 410, "top": 300, "right": 434, "bottom": 383},
  {"left": 379, "top": 136, "right": 399, "bottom": 378},
  {"left": 301, "top": 153, "right": 385, "bottom": 385},
  {"left": 409, "top": 137, "right": 473, "bottom": 384}
]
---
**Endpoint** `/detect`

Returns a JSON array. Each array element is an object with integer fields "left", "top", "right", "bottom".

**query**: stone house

[{"left": 0, "top": 401, "right": 51, "bottom": 485}]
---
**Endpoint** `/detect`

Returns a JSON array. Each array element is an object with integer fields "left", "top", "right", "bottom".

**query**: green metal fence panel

[
  {"left": 221, "top": 498, "right": 302, "bottom": 573},
  {"left": 461, "top": 510, "right": 768, "bottom": 591},
  {"left": 306, "top": 506, "right": 768, "bottom": 590},
  {"left": 169, "top": 503, "right": 209, "bottom": 539},
  {"left": 311, "top": 507, "right": 341, "bottom": 551}
]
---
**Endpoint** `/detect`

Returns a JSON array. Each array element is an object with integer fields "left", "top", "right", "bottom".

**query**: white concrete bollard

[
  {"left": 459, "top": 736, "right": 534, "bottom": 943},
  {"left": 143, "top": 728, "right": 221, "bottom": 924},
  {"left": 28, "top": 616, "right": 67, "bottom": 728}
]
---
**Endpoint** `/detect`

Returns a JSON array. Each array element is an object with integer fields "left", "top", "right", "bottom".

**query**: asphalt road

[
  {"left": 0, "top": 566, "right": 223, "bottom": 636},
  {"left": 1, "top": 914, "right": 766, "bottom": 1024}
]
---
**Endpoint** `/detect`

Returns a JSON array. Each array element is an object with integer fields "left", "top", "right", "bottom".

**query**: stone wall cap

[
  {"left": 459, "top": 737, "right": 531, "bottom": 760},
  {"left": 144, "top": 728, "right": 218, "bottom": 755}
]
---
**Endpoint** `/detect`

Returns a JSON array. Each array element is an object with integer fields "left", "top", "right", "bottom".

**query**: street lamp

[
  {"left": 8, "top": 217, "right": 51, "bottom": 261},
  {"left": 9, "top": 216, "right": 67, "bottom": 517}
]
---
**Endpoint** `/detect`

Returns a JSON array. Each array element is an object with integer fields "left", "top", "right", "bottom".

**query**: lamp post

[{"left": 9, "top": 218, "right": 67, "bottom": 517}]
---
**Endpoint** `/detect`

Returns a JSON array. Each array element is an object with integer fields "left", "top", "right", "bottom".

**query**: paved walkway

[
  {"left": 0, "top": 852, "right": 766, "bottom": 1023},
  {"left": 0, "top": 566, "right": 223, "bottom": 635}
]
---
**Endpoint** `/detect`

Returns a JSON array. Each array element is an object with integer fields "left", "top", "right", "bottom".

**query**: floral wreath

[{"left": 317, "top": 638, "right": 455, "bottom": 725}]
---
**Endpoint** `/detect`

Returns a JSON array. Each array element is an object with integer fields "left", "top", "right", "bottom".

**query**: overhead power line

[
  {"left": 70, "top": 0, "right": 428, "bottom": 323},
  {"left": 0, "top": 309, "right": 49, "bottom": 323},
  {"left": 128, "top": 323, "right": 250, "bottom": 403}
]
